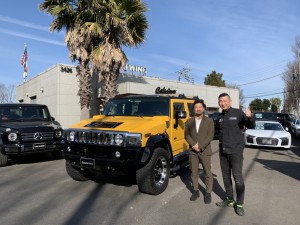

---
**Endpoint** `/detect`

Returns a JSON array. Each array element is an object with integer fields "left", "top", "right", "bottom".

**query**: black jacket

[{"left": 217, "top": 107, "right": 254, "bottom": 154}]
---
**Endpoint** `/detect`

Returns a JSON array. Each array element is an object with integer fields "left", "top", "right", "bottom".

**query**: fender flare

[{"left": 140, "top": 134, "right": 172, "bottom": 163}]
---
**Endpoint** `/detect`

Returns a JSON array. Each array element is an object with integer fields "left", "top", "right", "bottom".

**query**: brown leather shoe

[
  {"left": 190, "top": 190, "right": 200, "bottom": 201},
  {"left": 204, "top": 193, "right": 212, "bottom": 204}
]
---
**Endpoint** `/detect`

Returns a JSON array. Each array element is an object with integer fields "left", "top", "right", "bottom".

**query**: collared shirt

[{"left": 195, "top": 117, "right": 202, "bottom": 133}]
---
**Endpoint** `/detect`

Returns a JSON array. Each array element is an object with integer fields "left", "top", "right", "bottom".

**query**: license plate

[
  {"left": 33, "top": 143, "right": 46, "bottom": 150},
  {"left": 262, "top": 139, "right": 272, "bottom": 145},
  {"left": 80, "top": 157, "right": 95, "bottom": 168}
]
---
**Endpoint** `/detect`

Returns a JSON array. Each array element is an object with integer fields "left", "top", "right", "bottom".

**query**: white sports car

[{"left": 244, "top": 120, "right": 291, "bottom": 149}]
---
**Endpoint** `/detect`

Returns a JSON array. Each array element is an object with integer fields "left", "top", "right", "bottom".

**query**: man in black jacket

[{"left": 216, "top": 93, "right": 254, "bottom": 216}]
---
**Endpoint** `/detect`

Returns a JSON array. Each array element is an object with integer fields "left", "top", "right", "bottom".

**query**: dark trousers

[
  {"left": 219, "top": 151, "right": 245, "bottom": 205},
  {"left": 189, "top": 151, "right": 213, "bottom": 193}
]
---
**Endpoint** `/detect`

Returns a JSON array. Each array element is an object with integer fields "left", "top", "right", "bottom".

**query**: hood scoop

[{"left": 85, "top": 121, "right": 123, "bottom": 129}]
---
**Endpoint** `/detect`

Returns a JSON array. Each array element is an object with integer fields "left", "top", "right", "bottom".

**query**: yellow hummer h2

[{"left": 63, "top": 94, "right": 198, "bottom": 195}]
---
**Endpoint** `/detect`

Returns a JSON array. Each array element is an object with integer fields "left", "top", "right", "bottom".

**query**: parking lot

[{"left": 1, "top": 138, "right": 300, "bottom": 225}]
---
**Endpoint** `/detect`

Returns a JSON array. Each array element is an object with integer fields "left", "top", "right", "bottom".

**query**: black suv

[
  {"left": 208, "top": 112, "right": 221, "bottom": 139},
  {"left": 277, "top": 113, "right": 293, "bottom": 132},
  {"left": 0, "top": 103, "right": 63, "bottom": 166}
]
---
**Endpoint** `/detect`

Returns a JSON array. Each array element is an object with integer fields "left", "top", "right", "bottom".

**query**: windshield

[
  {"left": 255, "top": 122, "right": 284, "bottom": 131},
  {"left": 253, "top": 112, "right": 277, "bottom": 120},
  {"left": 0, "top": 105, "right": 51, "bottom": 122},
  {"left": 103, "top": 98, "right": 169, "bottom": 116}
]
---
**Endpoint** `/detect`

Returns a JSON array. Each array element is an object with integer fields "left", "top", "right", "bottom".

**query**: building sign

[
  {"left": 61, "top": 66, "right": 73, "bottom": 73},
  {"left": 155, "top": 87, "right": 176, "bottom": 94},
  {"left": 122, "top": 64, "right": 147, "bottom": 75}
]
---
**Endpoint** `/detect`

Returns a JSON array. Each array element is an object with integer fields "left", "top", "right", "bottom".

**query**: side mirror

[
  {"left": 176, "top": 111, "right": 187, "bottom": 119},
  {"left": 51, "top": 116, "right": 55, "bottom": 121},
  {"left": 174, "top": 111, "right": 187, "bottom": 128}
]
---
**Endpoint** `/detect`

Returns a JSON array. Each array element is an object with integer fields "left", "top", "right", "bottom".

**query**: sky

[{"left": 0, "top": 0, "right": 299, "bottom": 107}]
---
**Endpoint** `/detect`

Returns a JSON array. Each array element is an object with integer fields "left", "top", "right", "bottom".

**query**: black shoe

[
  {"left": 190, "top": 190, "right": 200, "bottom": 201},
  {"left": 234, "top": 204, "right": 245, "bottom": 216},
  {"left": 204, "top": 193, "right": 212, "bottom": 204},
  {"left": 216, "top": 198, "right": 235, "bottom": 207}
]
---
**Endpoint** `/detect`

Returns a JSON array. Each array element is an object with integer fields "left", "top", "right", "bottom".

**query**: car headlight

[
  {"left": 8, "top": 133, "right": 17, "bottom": 141},
  {"left": 126, "top": 133, "right": 141, "bottom": 146},
  {"left": 246, "top": 135, "right": 255, "bottom": 143},
  {"left": 114, "top": 134, "right": 124, "bottom": 145},
  {"left": 55, "top": 130, "right": 62, "bottom": 138},
  {"left": 69, "top": 131, "right": 76, "bottom": 142}
]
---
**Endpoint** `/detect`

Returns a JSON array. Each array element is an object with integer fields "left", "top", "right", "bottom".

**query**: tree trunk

[{"left": 80, "top": 106, "right": 90, "bottom": 120}]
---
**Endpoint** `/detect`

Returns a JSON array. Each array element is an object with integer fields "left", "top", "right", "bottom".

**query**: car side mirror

[{"left": 174, "top": 110, "right": 187, "bottom": 128}]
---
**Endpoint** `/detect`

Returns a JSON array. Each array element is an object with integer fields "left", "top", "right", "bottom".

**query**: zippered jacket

[{"left": 217, "top": 107, "right": 254, "bottom": 154}]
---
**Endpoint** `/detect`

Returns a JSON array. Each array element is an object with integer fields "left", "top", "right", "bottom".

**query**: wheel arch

[{"left": 142, "top": 134, "right": 173, "bottom": 163}]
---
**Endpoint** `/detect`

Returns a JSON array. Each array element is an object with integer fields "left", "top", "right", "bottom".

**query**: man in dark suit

[{"left": 184, "top": 99, "right": 215, "bottom": 204}]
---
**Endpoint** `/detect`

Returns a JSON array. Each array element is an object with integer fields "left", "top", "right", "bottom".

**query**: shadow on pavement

[
  {"left": 255, "top": 158, "right": 300, "bottom": 181},
  {"left": 6, "top": 152, "right": 62, "bottom": 167},
  {"left": 176, "top": 165, "right": 226, "bottom": 200}
]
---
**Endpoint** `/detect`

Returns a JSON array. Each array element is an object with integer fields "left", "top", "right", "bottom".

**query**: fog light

[
  {"left": 115, "top": 151, "right": 121, "bottom": 158},
  {"left": 67, "top": 146, "right": 71, "bottom": 152}
]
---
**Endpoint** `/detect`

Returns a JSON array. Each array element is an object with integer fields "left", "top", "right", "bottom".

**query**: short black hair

[
  {"left": 218, "top": 93, "right": 230, "bottom": 99},
  {"left": 193, "top": 99, "right": 206, "bottom": 109}
]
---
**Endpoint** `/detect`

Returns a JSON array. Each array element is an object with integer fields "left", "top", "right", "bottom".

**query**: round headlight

[
  {"left": 8, "top": 133, "right": 17, "bottom": 141},
  {"left": 55, "top": 130, "right": 62, "bottom": 138},
  {"left": 69, "top": 131, "right": 75, "bottom": 142},
  {"left": 114, "top": 134, "right": 124, "bottom": 145}
]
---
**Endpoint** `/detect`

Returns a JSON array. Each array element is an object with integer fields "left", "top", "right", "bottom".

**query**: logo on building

[
  {"left": 122, "top": 64, "right": 147, "bottom": 75},
  {"left": 155, "top": 87, "right": 176, "bottom": 94}
]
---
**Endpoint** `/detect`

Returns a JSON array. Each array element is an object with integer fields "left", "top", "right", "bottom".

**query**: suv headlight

[
  {"left": 8, "top": 133, "right": 17, "bottom": 141},
  {"left": 55, "top": 130, "right": 62, "bottom": 138},
  {"left": 126, "top": 133, "right": 141, "bottom": 146},
  {"left": 114, "top": 134, "right": 124, "bottom": 145},
  {"left": 69, "top": 131, "right": 76, "bottom": 142}
]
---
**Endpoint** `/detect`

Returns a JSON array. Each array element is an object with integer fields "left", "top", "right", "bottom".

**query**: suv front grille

[{"left": 20, "top": 127, "right": 54, "bottom": 141}]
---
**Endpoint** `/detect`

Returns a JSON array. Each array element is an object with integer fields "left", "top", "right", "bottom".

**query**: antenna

[{"left": 177, "top": 66, "right": 194, "bottom": 83}]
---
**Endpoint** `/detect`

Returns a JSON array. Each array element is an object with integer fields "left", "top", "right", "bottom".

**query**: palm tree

[
  {"left": 40, "top": 0, "right": 95, "bottom": 118},
  {"left": 40, "top": 0, "right": 148, "bottom": 115},
  {"left": 86, "top": 0, "right": 148, "bottom": 105}
]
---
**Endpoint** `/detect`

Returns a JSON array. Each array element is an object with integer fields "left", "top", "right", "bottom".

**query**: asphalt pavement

[{"left": 0, "top": 139, "right": 300, "bottom": 225}]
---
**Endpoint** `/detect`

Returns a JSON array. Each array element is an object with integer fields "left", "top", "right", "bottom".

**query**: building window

[{"left": 30, "top": 96, "right": 36, "bottom": 103}]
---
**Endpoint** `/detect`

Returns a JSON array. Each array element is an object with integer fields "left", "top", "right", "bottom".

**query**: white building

[{"left": 16, "top": 64, "right": 239, "bottom": 128}]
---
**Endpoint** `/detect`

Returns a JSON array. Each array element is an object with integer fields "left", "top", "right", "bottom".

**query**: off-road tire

[
  {"left": 65, "top": 160, "right": 89, "bottom": 181},
  {"left": 136, "top": 147, "right": 170, "bottom": 195},
  {"left": 0, "top": 151, "right": 8, "bottom": 167}
]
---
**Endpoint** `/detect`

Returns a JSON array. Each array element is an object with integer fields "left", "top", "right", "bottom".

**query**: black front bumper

[
  {"left": 63, "top": 143, "right": 145, "bottom": 173},
  {"left": 2, "top": 141, "right": 62, "bottom": 155}
]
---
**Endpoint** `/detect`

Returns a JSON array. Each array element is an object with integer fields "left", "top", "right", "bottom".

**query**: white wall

[{"left": 17, "top": 65, "right": 240, "bottom": 128}]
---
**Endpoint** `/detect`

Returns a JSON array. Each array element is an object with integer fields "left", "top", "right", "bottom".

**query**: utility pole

[{"left": 297, "top": 51, "right": 300, "bottom": 116}]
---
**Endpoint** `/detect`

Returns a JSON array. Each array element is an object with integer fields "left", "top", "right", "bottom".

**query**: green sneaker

[
  {"left": 234, "top": 204, "right": 245, "bottom": 216},
  {"left": 216, "top": 198, "right": 235, "bottom": 207}
]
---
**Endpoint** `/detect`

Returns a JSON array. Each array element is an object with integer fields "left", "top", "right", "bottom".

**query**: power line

[
  {"left": 244, "top": 91, "right": 283, "bottom": 98},
  {"left": 244, "top": 88, "right": 300, "bottom": 99},
  {"left": 244, "top": 88, "right": 284, "bottom": 98},
  {"left": 237, "top": 73, "right": 282, "bottom": 86}
]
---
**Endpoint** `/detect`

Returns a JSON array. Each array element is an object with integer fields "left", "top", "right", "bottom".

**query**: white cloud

[{"left": 0, "top": 28, "right": 64, "bottom": 46}]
